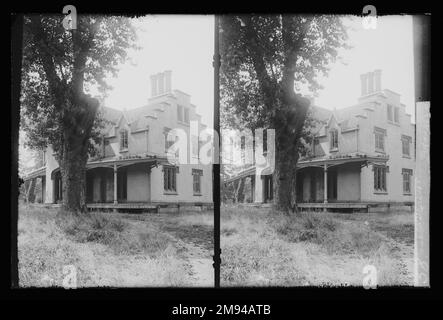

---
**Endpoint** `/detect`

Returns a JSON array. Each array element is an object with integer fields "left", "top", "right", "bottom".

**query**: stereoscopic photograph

[
  {"left": 220, "top": 14, "right": 422, "bottom": 287},
  {"left": 11, "top": 9, "right": 430, "bottom": 294},
  {"left": 17, "top": 14, "right": 214, "bottom": 287}
]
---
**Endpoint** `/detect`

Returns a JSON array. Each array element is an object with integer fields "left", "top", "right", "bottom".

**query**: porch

[
  {"left": 51, "top": 155, "right": 168, "bottom": 206},
  {"left": 223, "top": 153, "right": 390, "bottom": 212},
  {"left": 32, "top": 201, "right": 213, "bottom": 213},
  {"left": 296, "top": 153, "right": 389, "bottom": 211}
]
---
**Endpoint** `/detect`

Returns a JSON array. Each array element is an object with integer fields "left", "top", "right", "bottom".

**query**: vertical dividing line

[
  {"left": 11, "top": 13, "right": 24, "bottom": 288},
  {"left": 412, "top": 15, "right": 430, "bottom": 287},
  {"left": 213, "top": 15, "right": 221, "bottom": 288}
]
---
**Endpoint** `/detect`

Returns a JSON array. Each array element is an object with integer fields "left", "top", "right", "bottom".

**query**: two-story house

[
  {"left": 23, "top": 71, "right": 213, "bottom": 211},
  {"left": 225, "top": 70, "right": 415, "bottom": 212}
]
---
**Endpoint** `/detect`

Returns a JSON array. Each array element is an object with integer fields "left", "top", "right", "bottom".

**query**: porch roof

[
  {"left": 223, "top": 165, "right": 273, "bottom": 183},
  {"left": 49, "top": 154, "right": 170, "bottom": 179},
  {"left": 297, "top": 152, "right": 389, "bottom": 169},
  {"left": 22, "top": 166, "right": 46, "bottom": 181},
  {"left": 86, "top": 154, "right": 169, "bottom": 169}
]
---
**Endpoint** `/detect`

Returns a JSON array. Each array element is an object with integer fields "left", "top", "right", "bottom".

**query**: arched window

[
  {"left": 330, "top": 129, "right": 338, "bottom": 150},
  {"left": 120, "top": 129, "right": 128, "bottom": 150}
]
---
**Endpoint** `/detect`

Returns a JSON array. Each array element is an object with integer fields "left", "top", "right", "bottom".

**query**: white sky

[
  {"left": 103, "top": 15, "right": 214, "bottom": 127},
  {"left": 315, "top": 15, "right": 415, "bottom": 122},
  {"left": 102, "top": 15, "right": 415, "bottom": 127},
  {"left": 19, "top": 15, "right": 417, "bottom": 171}
]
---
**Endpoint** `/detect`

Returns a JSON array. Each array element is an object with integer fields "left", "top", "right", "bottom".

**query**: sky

[
  {"left": 314, "top": 15, "right": 415, "bottom": 122},
  {"left": 20, "top": 15, "right": 416, "bottom": 171},
  {"left": 102, "top": 15, "right": 214, "bottom": 127},
  {"left": 102, "top": 15, "right": 415, "bottom": 125}
]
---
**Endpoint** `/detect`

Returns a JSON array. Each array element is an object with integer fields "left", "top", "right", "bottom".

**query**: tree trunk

[
  {"left": 60, "top": 144, "right": 88, "bottom": 213},
  {"left": 273, "top": 149, "right": 297, "bottom": 214},
  {"left": 271, "top": 75, "right": 310, "bottom": 214},
  {"left": 59, "top": 94, "right": 99, "bottom": 213},
  {"left": 234, "top": 177, "right": 245, "bottom": 203}
]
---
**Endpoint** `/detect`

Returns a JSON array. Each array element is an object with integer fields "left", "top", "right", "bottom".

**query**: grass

[
  {"left": 18, "top": 203, "right": 213, "bottom": 287},
  {"left": 221, "top": 205, "right": 414, "bottom": 287}
]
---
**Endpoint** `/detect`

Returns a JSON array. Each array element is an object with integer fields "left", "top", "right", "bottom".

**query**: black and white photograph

[
  {"left": 220, "top": 14, "right": 428, "bottom": 287},
  {"left": 8, "top": 6, "right": 433, "bottom": 308},
  {"left": 16, "top": 14, "right": 214, "bottom": 287}
]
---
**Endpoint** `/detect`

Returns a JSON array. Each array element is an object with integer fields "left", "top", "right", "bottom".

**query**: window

[
  {"left": 177, "top": 105, "right": 184, "bottom": 122},
  {"left": 164, "top": 128, "right": 174, "bottom": 153},
  {"left": 192, "top": 135, "right": 199, "bottom": 158},
  {"left": 42, "top": 150, "right": 46, "bottom": 165},
  {"left": 120, "top": 129, "right": 128, "bottom": 150},
  {"left": 240, "top": 136, "right": 246, "bottom": 164},
  {"left": 401, "top": 135, "right": 411, "bottom": 157},
  {"left": 163, "top": 166, "right": 178, "bottom": 193},
  {"left": 374, "top": 127, "right": 386, "bottom": 152},
  {"left": 394, "top": 106, "right": 399, "bottom": 123},
  {"left": 402, "top": 168, "right": 413, "bottom": 194},
  {"left": 263, "top": 129, "right": 268, "bottom": 154},
  {"left": 374, "top": 165, "right": 387, "bottom": 192},
  {"left": 145, "top": 130, "right": 149, "bottom": 152},
  {"left": 184, "top": 107, "right": 190, "bottom": 124},
  {"left": 192, "top": 169, "right": 203, "bottom": 194},
  {"left": 330, "top": 129, "right": 338, "bottom": 150},
  {"left": 313, "top": 137, "right": 320, "bottom": 157},
  {"left": 387, "top": 104, "right": 393, "bottom": 122}
]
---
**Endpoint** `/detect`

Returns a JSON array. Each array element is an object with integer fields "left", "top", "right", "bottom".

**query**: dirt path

[
  {"left": 387, "top": 240, "right": 414, "bottom": 285},
  {"left": 122, "top": 213, "right": 214, "bottom": 287}
]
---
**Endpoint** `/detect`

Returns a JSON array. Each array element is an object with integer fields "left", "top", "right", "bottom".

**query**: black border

[{"left": 6, "top": 2, "right": 440, "bottom": 307}]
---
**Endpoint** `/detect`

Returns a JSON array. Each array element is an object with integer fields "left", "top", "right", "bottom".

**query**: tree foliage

[
  {"left": 220, "top": 15, "right": 348, "bottom": 212},
  {"left": 20, "top": 14, "right": 137, "bottom": 211},
  {"left": 21, "top": 15, "right": 137, "bottom": 156}
]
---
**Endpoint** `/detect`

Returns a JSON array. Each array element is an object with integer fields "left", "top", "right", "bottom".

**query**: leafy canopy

[
  {"left": 20, "top": 15, "right": 138, "bottom": 156},
  {"left": 220, "top": 15, "right": 349, "bottom": 132}
]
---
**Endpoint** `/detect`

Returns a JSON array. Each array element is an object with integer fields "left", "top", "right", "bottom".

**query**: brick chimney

[
  {"left": 360, "top": 69, "right": 382, "bottom": 96},
  {"left": 374, "top": 69, "right": 382, "bottom": 92},
  {"left": 360, "top": 73, "right": 368, "bottom": 96},
  {"left": 150, "top": 70, "right": 172, "bottom": 97}
]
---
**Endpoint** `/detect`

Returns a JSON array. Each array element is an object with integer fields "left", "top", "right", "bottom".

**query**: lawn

[
  {"left": 221, "top": 205, "right": 414, "bottom": 287},
  {"left": 18, "top": 203, "right": 214, "bottom": 287}
]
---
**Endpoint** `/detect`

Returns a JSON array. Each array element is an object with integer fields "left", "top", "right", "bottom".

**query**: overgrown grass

[
  {"left": 221, "top": 205, "right": 414, "bottom": 287},
  {"left": 18, "top": 203, "right": 197, "bottom": 287}
]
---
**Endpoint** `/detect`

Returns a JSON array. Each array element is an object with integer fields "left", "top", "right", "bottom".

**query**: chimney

[
  {"left": 367, "top": 71, "right": 374, "bottom": 94},
  {"left": 374, "top": 69, "right": 382, "bottom": 92},
  {"left": 164, "top": 70, "right": 172, "bottom": 93},
  {"left": 150, "top": 71, "right": 172, "bottom": 98},
  {"left": 150, "top": 74, "right": 158, "bottom": 97},
  {"left": 360, "top": 70, "right": 382, "bottom": 97},
  {"left": 157, "top": 72, "right": 165, "bottom": 95},
  {"left": 360, "top": 73, "right": 368, "bottom": 96}
]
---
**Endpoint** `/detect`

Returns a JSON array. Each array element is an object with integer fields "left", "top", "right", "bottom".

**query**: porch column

[
  {"left": 113, "top": 164, "right": 118, "bottom": 205},
  {"left": 323, "top": 164, "right": 328, "bottom": 212},
  {"left": 254, "top": 174, "right": 263, "bottom": 203}
]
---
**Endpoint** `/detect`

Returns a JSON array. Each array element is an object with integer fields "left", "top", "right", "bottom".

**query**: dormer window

[
  {"left": 330, "top": 129, "right": 338, "bottom": 150},
  {"left": 119, "top": 129, "right": 128, "bottom": 151},
  {"left": 263, "top": 129, "right": 268, "bottom": 154}
]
